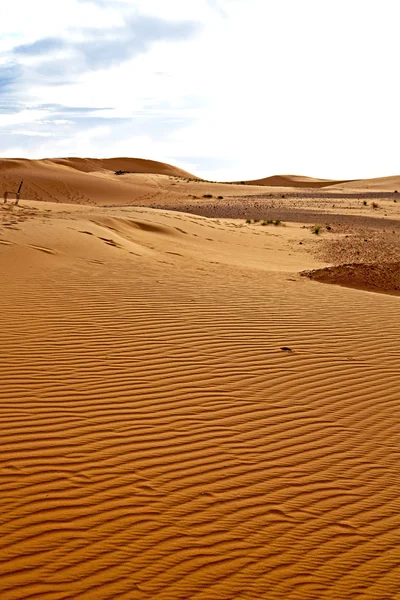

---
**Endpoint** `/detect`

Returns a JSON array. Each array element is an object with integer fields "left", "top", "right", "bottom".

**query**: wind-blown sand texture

[{"left": 1, "top": 161, "right": 400, "bottom": 599}]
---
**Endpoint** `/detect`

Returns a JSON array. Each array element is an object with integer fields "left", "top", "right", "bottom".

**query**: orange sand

[{"left": 1, "top": 161, "right": 400, "bottom": 599}]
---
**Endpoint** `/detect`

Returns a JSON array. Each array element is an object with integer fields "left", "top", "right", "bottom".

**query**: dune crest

[{"left": 49, "top": 156, "right": 196, "bottom": 177}]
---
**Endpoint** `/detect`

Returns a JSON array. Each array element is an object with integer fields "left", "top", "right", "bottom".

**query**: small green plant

[
  {"left": 203, "top": 194, "right": 213, "bottom": 198},
  {"left": 217, "top": 195, "right": 223, "bottom": 199},
  {"left": 246, "top": 218, "right": 252, "bottom": 224},
  {"left": 312, "top": 225, "right": 322, "bottom": 235},
  {"left": 259, "top": 218, "right": 282, "bottom": 226},
  {"left": 372, "top": 202, "right": 379, "bottom": 209},
  {"left": 363, "top": 200, "right": 368, "bottom": 206},
  {"left": 253, "top": 218, "right": 260, "bottom": 223}
]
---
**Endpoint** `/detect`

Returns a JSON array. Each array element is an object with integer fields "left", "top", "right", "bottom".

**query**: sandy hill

[
  {"left": 328, "top": 174, "right": 400, "bottom": 192},
  {"left": 1, "top": 157, "right": 256, "bottom": 206},
  {"left": 49, "top": 157, "right": 196, "bottom": 177},
  {"left": 244, "top": 173, "right": 400, "bottom": 192},
  {"left": 0, "top": 157, "right": 197, "bottom": 205},
  {"left": 243, "top": 174, "right": 354, "bottom": 188}
]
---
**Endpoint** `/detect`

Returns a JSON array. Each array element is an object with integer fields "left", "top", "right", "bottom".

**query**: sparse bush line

[{"left": 246, "top": 218, "right": 283, "bottom": 226}]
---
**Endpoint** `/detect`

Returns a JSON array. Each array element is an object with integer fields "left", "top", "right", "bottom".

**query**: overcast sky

[{"left": 0, "top": 0, "right": 399, "bottom": 181}]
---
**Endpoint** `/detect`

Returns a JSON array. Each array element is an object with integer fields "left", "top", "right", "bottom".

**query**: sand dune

[
  {"left": 50, "top": 157, "right": 196, "bottom": 177},
  {"left": 1, "top": 158, "right": 271, "bottom": 207},
  {"left": 2, "top": 158, "right": 400, "bottom": 210},
  {"left": 242, "top": 174, "right": 400, "bottom": 192},
  {"left": 242, "top": 174, "right": 353, "bottom": 188},
  {"left": 329, "top": 174, "right": 400, "bottom": 192},
  {"left": 0, "top": 158, "right": 156, "bottom": 205},
  {"left": 1, "top": 199, "right": 400, "bottom": 599},
  {"left": 0, "top": 157, "right": 196, "bottom": 206}
]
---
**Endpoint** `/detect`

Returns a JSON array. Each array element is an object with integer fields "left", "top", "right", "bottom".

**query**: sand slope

[
  {"left": 0, "top": 158, "right": 195, "bottom": 205},
  {"left": 329, "top": 175, "right": 400, "bottom": 192},
  {"left": 303, "top": 262, "right": 400, "bottom": 295},
  {"left": 1, "top": 201, "right": 400, "bottom": 599}
]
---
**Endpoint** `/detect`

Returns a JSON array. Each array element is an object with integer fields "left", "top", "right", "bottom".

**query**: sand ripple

[{"left": 1, "top": 213, "right": 400, "bottom": 599}]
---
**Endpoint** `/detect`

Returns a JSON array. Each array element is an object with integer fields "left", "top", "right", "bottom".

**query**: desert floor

[{"left": 1, "top": 162, "right": 400, "bottom": 599}]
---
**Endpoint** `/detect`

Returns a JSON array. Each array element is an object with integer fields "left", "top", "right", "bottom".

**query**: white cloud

[
  {"left": 0, "top": 0, "right": 399, "bottom": 180},
  {"left": 9, "top": 130, "right": 54, "bottom": 137},
  {"left": 0, "top": 110, "right": 49, "bottom": 127}
]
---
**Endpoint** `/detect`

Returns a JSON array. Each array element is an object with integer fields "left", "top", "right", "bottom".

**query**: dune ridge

[
  {"left": 1, "top": 202, "right": 400, "bottom": 598},
  {"left": 49, "top": 157, "right": 196, "bottom": 177}
]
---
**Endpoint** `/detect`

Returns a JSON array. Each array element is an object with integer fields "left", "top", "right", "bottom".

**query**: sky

[{"left": 0, "top": 0, "right": 399, "bottom": 181}]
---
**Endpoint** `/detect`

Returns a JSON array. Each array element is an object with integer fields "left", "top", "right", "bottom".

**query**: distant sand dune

[
  {"left": 242, "top": 174, "right": 353, "bottom": 188},
  {"left": 329, "top": 174, "right": 400, "bottom": 192},
  {"left": 245, "top": 174, "right": 400, "bottom": 192},
  {"left": 0, "top": 202, "right": 400, "bottom": 598},
  {"left": 2, "top": 158, "right": 400, "bottom": 210}
]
